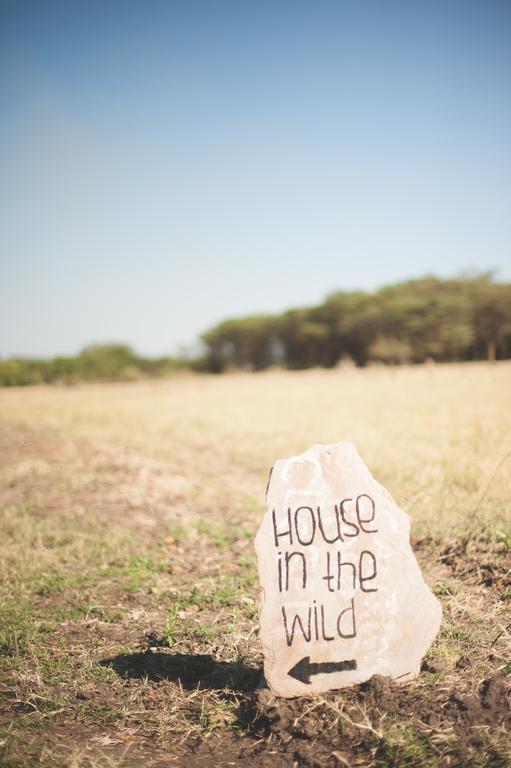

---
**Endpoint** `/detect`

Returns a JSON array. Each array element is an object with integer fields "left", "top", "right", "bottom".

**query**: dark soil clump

[{"left": 240, "top": 671, "right": 511, "bottom": 768}]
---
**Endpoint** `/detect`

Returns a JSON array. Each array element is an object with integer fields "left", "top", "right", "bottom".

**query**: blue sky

[{"left": 1, "top": 0, "right": 510, "bottom": 358}]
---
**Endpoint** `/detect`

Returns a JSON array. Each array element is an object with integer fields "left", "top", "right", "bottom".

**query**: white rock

[{"left": 255, "top": 443, "right": 442, "bottom": 698}]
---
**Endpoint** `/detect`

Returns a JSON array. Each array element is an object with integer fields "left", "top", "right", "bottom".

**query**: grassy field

[{"left": 1, "top": 362, "right": 510, "bottom": 767}]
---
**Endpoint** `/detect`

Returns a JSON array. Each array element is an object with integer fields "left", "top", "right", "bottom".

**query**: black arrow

[{"left": 288, "top": 656, "right": 357, "bottom": 684}]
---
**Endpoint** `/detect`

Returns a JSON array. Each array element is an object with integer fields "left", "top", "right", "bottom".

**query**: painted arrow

[{"left": 288, "top": 656, "right": 357, "bottom": 684}]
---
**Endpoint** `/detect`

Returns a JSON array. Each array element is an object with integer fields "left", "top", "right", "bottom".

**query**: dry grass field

[{"left": 1, "top": 362, "right": 510, "bottom": 767}]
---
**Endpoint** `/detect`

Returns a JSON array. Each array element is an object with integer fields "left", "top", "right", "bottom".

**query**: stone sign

[{"left": 255, "top": 443, "right": 442, "bottom": 698}]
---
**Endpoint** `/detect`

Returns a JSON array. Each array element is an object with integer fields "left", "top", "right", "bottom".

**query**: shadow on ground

[{"left": 101, "top": 651, "right": 261, "bottom": 693}]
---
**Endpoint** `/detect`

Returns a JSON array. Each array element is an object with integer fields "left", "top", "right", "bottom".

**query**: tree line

[
  {"left": 0, "top": 344, "right": 189, "bottom": 387},
  {"left": 201, "top": 274, "right": 511, "bottom": 371},
  {"left": 1, "top": 274, "right": 510, "bottom": 386}
]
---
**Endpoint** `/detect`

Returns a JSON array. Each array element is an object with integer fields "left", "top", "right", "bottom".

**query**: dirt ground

[{"left": 1, "top": 365, "right": 510, "bottom": 767}]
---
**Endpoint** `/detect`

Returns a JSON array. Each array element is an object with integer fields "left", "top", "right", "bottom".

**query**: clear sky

[{"left": 1, "top": 0, "right": 510, "bottom": 358}]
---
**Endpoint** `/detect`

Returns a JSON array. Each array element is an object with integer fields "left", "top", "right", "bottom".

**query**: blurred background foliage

[
  {"left": 2, "top": 273, "right": 510, "bottom": 386},
  {"left": 202, "top": 273, "right": 511, "bottom": 372},
  {"left": 0, "top": 344, "right": 189, "bottom": 387}
]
